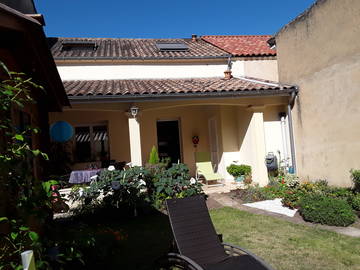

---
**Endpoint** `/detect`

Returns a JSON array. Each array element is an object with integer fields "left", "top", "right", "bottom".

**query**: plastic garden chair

[{"left": 195, "top": 152, "right": 223, "bottom": 186}]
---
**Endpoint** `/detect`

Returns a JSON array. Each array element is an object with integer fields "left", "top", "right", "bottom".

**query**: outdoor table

[{"left": 69, "top": 169, "right": 101, "bottom": 184}]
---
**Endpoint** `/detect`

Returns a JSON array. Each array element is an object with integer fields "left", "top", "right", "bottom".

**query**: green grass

[{"left": 210, "top": 207, "right": 360, "bottom": 270}]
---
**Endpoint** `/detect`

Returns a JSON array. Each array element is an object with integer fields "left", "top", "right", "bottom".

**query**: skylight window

[
  {"left": 61, "top": 40, "right": 97, "bottom": 51},
  {"left": 156, "top": 42, "right": 189, "bottom": 52}
]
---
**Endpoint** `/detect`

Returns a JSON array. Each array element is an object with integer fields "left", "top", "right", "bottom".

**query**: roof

[
  {"left": 64, "top": 77, "right": 295, "bottom": 101},
  {"left": 48, "top": 37, "right": 230, "bottom": 60},
  {"left": 202, "top": 35, "right": 276, "bottom": 57},
  {"left": 0, "top": 3, "right": 69, "bottom": 109}
]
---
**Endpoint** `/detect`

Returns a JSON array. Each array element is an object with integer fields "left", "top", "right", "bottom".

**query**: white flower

[
  {"left": 108, "top": 165, "right": 115, "bottom": 171},
  {"left": 139, "top": 180, "right": 146, "bottom": 186},
  {"left": 90, "top": 175, "right": 98, "bottom": 180},
  {"left": 190, "top": 178, "right": 197, "bottom": 185},
  {"left": 138, "top": 180, "right": 146, "bottom": 188}
]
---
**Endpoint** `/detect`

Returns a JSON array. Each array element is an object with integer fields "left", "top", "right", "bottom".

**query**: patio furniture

[
  {"left": 195, "top": 152, "right": 224, "bottom": 186},
  {"left": 69, "top": 169, "right": 101, "bottom": 184},
  {"left": 157, "top": 195, "right": 275, "bottom": 270}
]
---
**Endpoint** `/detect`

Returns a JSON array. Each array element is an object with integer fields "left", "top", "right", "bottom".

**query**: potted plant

[{"left": 226, "top": 164, "right": 252, "bottom": 183}]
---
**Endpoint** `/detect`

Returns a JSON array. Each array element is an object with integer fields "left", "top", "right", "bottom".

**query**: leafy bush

[
  {"left": 226, "top": 164, "right": 251, "bottom": 177},
  {"left": 152, "top": 164, "right": 203, "bottom": 208},
  {"left": 70, "top": 163, "right": 204, "bottom": 212},
  {"left": 299, "top": 194, "right": 356, "bottom": 227},
  {"left": 148, "top": 146, "right": 160, "bottom": 164},
  {"left": 232, "top": 185, "right": 278, "bottom": 203},
  {"left": 283, "top": 174, "right": 300, "bottom": 188},
  {"left": 350, "top": 169, "right": 360, "bottom": 192},
  {"left": 282, "top": 187, "right": 306, "bottom": 209},
  {"left": 349, "top": 193, "right": 360, "bottom": 211}
]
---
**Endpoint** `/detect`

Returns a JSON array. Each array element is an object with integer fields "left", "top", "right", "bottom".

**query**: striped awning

[{"left": 75, "top": 131, "right": 108, "bottom": 142}]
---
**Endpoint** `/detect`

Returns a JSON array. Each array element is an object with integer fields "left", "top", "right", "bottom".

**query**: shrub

[
  {"left": 148, "top": 146, "right": 160, "bottom": 164},
  {"left": 299, "top": 194, "right": 356, "bottom": 227},
  {"left": 152, "top": 163, "right": 203, "bottom": 208},
  {"left": 282, "top": 187, "right": 306, "bottom": 209},
  {"left": 350, "top": 169, "right": 360, "bottom": 192},
  {"left": 226, "top": 164, "right": 251, "bottom": 177},
  {"left": 70, "top": 163, "right": 204, "bottom": 212},
  {"left": 283, "top": 174, "right": 300, "bottom": 188},
  {"left": 349, "top": 193, "right": 360, "bottom": 211}
]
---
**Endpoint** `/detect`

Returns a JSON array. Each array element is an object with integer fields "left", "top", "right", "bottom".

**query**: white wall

[
  {"left": 55, "top": 59, "right": 277, "bottom": 81},
  {"left": 56, "top": 63, "right": 239, "bottom": 80}
]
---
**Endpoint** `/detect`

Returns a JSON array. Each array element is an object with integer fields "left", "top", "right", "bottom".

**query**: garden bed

[{"left": 227, "top": 176, "right": 360, "bottom": 227}]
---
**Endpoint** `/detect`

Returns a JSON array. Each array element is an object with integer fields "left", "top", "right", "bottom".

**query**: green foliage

[
  {"left": 148, "top": 146, "right": 160, "bottom": 164},
  {"left": 0, "top": 63, "right": 81, "bottom": 269},
  {"left": 278, "top": 174, "right": 300, "bottom": 188},
  {"left": 152, "top": 163, "right": 203, "bottom": 208},
  {"left": 232, "top": 185, "right": 278, "bottom": 203},
  {"left": 0, "top": 63, "right": 50, "bottom": 219},
  {"left": 226, "top": 164, "right": 251, "bottom": 177},
  {"left": 70, "top": 163, "right": 204, "bottom": 212},
  {"left": 0, "top": 217, "right": 45, "bottom": 270},
  {"left": 282, "top": 187, "right": 306, "bottom": 209},
  {"left": 350, "top": 169, "right": 360, "bottom": 192},
  {"left": 349, "top": 193, "right": 360, "bottom": 211},
  {"left": 299, "top": 194, "right": 356, "bottom": 227}
]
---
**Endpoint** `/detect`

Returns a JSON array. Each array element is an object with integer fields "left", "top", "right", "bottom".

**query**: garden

[
  {"left": 226, "top": 162, "right": 360, "bottom": 227},
  {"left": 1, "top": 64, "right": 360, "bottom": 269}
]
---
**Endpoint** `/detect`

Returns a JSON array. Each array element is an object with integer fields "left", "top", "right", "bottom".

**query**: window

[
  {"left": 74, "top": 124, "right": 109, "bottom": 162},
  {"left": 156, "top": 42, "right": 189, "bottom": 52},
  {"left": 61, "top": 40, "right": 97, "bottom": 51}
]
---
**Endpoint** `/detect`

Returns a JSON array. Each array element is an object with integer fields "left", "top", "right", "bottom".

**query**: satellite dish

[{"left": 50, "top": 121, "right": 74, "bottom": 142}]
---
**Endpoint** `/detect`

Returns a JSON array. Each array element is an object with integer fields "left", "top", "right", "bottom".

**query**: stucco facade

[
  {"left": 276, "top": 0, "right": 360, "bottom": 186},
  {"left": 50, "top": 96, "right": 290, "bottom": 185}
]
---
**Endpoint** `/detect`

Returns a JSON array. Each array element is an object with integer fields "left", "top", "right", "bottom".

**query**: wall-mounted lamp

[{"left": 130, "top": 106, "right": 139, "bottom": 118}]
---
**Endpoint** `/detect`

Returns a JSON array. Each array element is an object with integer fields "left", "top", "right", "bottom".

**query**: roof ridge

[
  {"left": 63, "top": 77, "right": 227, "bottom": 82},
  {"left": 49, "top": 36, "right": 196, "bottom": 41},
  {"left": 202, "top": 35, "right": 273, "bottom": 38}
]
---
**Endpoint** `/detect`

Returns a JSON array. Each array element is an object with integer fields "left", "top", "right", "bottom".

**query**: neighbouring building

[
  {"left": 48, "top": 35, "right": 296, "bottom": 185},
  {"left": 0, "top": 1, "right": 68, "bottom": 216},
  {"left": 275, "top": 0, "right": 360, "bottom": 186}
]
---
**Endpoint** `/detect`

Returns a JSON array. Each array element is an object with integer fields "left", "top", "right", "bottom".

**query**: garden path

[{"left": 208, "top": 192, "right": 360, "bottom": 238}]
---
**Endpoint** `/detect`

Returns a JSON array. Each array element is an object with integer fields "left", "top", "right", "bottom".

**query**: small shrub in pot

[
  {"left": 299, "top": 194, "right": 356, "bottom": 227},
  {"left": 227, "top": 164, "right": 251, "bottom": 179}
]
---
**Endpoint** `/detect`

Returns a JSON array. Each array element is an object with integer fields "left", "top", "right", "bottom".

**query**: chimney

[
  {"left": 191, "top": 34, "right": 197, "bottom": 42},
  {"left": 224, "top": 70, "right": 232, "bottom": 80}
]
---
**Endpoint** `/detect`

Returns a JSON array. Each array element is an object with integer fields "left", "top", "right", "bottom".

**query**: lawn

[
  {"left": 210, "top": 207, "right": 360, "bottom": 270},
  {"left": 52, "top": 205, "right": 360, "bottom": 269}
]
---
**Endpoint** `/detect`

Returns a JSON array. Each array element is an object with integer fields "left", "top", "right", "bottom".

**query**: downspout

[{"left": 287, "top": 89, "right": 298, "bottom": 173}]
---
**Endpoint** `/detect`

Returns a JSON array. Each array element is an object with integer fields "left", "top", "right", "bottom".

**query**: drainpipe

[{"left": 287, "top": 89, "right": 298, "bottom": 174}]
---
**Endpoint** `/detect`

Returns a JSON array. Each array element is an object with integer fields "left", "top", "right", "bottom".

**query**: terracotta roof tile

[
  {"left": 202, "top": 35, "right": 276, "bottom": 57},
  {"left": 48, "top": 37, "right": 230, "bottom": 60},
  {"left": 64, "top": 77, "right": 294, "bottom": 98}
]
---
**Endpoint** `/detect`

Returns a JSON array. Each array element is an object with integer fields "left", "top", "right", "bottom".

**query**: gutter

[
  {"left": 67, "top": 89, "right": 295, "bottom": 104},
  {"left": 53, "top": 55, "right": 231, "bottom": 61},
  {"left": 287, "top": 87, "right": 299, "bottom": 173}
]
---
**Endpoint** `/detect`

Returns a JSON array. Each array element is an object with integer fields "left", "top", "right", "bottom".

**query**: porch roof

[{"left": 64, "top": 77, "right": 296, "bottom": 102}]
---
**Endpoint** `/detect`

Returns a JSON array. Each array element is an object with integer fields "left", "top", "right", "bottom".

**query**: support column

[
  {"left": 128, "top": 117, "right": 142, "bottom": 166},
  {"left": 249, "top": 107, "right": 268, "bottom": 186}
]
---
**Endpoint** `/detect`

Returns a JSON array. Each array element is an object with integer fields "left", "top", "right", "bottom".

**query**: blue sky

[{"left": 35, "top": 0, "right": 315, "bottom": 38}]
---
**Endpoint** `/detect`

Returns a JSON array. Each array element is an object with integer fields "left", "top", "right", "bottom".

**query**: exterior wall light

[{"left": 130, "top": 106, "right": 139, "bottom": 118}]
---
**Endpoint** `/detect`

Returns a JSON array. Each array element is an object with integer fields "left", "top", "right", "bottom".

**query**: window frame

[{"left": 73, "top": 122, "right": 109, "bottom": 163}]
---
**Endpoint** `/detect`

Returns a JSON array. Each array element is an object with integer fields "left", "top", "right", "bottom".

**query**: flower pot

[{"left": 235, "top": 175, "right": 245, "bottom": 182}]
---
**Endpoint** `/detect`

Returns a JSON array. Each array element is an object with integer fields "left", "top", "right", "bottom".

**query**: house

[
  {"left": 274, "top": 0, "right": 360, "bottom": 186},
  {"left": 48, "top": 35, "right": 296, "bottom": 186},
  {"left": 0, "top": 1, "right": 68, "bottom": 215}
]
